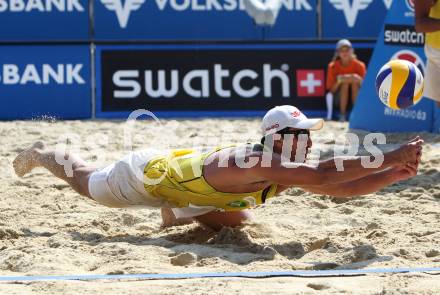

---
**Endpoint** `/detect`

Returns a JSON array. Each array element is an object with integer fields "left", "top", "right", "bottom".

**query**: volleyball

[{"left": 375, "top": 59, "right": 424, "bottom": 110}]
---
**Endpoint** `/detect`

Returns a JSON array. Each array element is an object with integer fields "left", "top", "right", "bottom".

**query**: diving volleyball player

[{"left": 13, "top": 106, "right": 423, "bottom": 230}]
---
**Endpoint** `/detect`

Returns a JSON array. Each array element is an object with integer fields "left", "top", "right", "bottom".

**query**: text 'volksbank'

[
  {"left": 100, "top": 0, "right": 312, "bottom": 28},
  {"left": 0, "top": 64, "right": 85, "bottom": 84},
  {"left": 0, "top": 0, "right": 84, "bottom": 11}
]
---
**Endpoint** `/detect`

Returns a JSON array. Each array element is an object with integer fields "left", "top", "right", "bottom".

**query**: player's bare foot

[{"left": 13, "top": 141, "right": 46, "bottom": 177}]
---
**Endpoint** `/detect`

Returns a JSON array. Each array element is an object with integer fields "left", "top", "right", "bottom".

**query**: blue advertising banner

[
  {"left": 95, "top": 43, "right": 373, "bottom": 119},
  {"left": 349, "top": 0, "right": 435, "bottom": 133},
  {"left": 0, "top": 0, "right": 89, "bottom": 41},
  {"left": 322, "top": 0, "right": 391, "bottom": 39},
  {"left": 263, "top": 0, "right": 317, "bottom": 39},
  {"left": 0, "top": 45, "right": 91, "bottom": 120},
  {"left": 93, "top": 0, "right": 316, "bottom": 40}
]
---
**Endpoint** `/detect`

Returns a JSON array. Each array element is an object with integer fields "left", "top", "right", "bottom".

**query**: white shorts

[
  {"left": 88, "top": 149, "right": 214, "bottom": 219},
  {"left": 424, "top": 45, "right": 440, "bottom": 102}
]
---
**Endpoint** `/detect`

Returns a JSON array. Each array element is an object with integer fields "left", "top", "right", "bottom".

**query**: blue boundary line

[{"left": 1, "top": 267, "right": 439, "bottom": 282}]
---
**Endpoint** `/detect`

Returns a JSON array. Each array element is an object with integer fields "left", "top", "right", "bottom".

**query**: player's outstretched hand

[
  {"left": 391, "top": 161, "right": 419, "bottom": 182},
  {"left": 392, "top": 136, "right": 424, "bottom": 165}
]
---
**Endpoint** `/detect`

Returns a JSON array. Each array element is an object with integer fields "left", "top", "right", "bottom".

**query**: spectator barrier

[{"left": 0, "top": 0, "right": 390, "bottom": 119}]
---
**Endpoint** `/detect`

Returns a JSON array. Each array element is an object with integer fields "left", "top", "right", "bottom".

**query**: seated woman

[{"left": 325, "top": 39, "right": 366, "bottom": 122}]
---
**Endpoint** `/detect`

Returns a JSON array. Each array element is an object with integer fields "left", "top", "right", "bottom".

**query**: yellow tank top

[
  {"left": 143, "top": 144, "right": 278, "bottom": 212},
  {"left": 426, "top": 1, "right": 440, "bottom": 49}
]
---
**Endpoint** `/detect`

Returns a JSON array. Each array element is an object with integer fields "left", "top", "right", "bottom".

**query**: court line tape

[{"left": 0, "top": 267, "right": 439, "bottom": 282}]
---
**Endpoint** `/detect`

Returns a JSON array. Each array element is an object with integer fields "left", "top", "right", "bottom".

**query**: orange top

[{"left": 326, "top": 58, "right": 366, "bottom": 90}]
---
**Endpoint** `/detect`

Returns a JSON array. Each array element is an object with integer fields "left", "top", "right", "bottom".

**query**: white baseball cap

[
  {"left": 261, "top": 105, "right": 324, "bottom": 136},
  {"left": 336, "top": 39, "right": 352, "bottom": 50}
]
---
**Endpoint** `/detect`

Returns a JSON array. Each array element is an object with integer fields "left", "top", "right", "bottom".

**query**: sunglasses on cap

[{"left": 278, "top": 129, "right": 310, "bottom": 137}]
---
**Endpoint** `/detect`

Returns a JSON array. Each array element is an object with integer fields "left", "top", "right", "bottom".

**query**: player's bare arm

[
  {"left": 244, "top": 138, "right": 422, "bottom": 187},
  {"left": 415, "top": 0, "right": 440, "bottom": 32},
  {"left": 300, "top": 161, "right": 419, "bottom": 198}
]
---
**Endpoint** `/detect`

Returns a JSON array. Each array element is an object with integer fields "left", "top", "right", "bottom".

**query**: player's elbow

[
  {"left": 275, "top": 166, "right": 340, "bottom": 186},
  {"left": 414, "top": 22, "right": 423, "bottom": 33},
  {"left": 294, "top": 167, "right": 333, "bottom": 186},
  {"left": 414, "top": 18, "right": 428, "bottom": 32},
  {"left": 314, "top": 167, "right": 359, "bottom": 186},
  {"left": 273, "top": 168, "right": 328, "bottom": 186}
]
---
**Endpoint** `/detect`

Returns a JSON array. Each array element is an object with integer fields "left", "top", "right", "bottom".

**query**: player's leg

[
  {"left": 13, "top": 141, "right": 95, "bottom": 198},
  {"left": 339, "top": 82, "right": 350, "bottom": 121}
]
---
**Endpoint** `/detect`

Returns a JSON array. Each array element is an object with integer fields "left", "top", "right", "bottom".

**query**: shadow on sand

[{"left": 69, "top": 225, "right": 392, "bottom": 269}]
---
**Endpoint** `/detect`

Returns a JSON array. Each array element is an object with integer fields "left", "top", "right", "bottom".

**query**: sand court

[{"left": 1, "top": 119, "right": 440, "bottom": 294}]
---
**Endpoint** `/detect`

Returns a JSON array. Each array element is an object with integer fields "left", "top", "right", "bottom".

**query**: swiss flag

[{"left": 296, "top": 70, "right": 325, "bottom": 97}]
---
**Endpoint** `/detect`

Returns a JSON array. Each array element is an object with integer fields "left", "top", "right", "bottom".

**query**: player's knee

[{"left": 195, "top": 210, "right": 252, "bottom": 230}]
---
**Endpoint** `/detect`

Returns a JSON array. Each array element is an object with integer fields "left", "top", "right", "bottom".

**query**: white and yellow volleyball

[{"left": 375, "top": 59, "right": 424, "bottom": 110}]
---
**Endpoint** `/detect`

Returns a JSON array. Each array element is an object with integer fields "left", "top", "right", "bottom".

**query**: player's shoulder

[{"left": 229, "top": 143, "right": 271, "bottom": 162}]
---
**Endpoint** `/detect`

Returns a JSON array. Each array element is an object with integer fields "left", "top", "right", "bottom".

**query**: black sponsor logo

[
  {"left": 384, "top": 24, "right": 424, "bottom": 47},
  {"left": 99, "top": 48, "right": 372, "bottom": 113}
]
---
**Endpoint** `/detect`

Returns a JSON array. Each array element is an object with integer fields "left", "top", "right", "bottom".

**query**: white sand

[{"left": 0, "top": 119, "right": 439, "bottom": 294}]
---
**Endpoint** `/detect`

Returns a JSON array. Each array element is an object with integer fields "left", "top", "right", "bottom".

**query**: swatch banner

[
  {"left": 0, "top": 0, "right": 89, "bottom": 41},
  {"left": 0, "top": 45, "right": 91, "bottom": 119},
  {"left": 349, "top": 0, "right": 436, "bottom": 133},
  {"left": 95, "top": 43, "right": 373, "bottom": 118},
  {"left": 93, "top": 0, "right": 317, "bottom": 40},
  {"left": 322, "top": 0, "right": 391, "bottom": 39}
]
